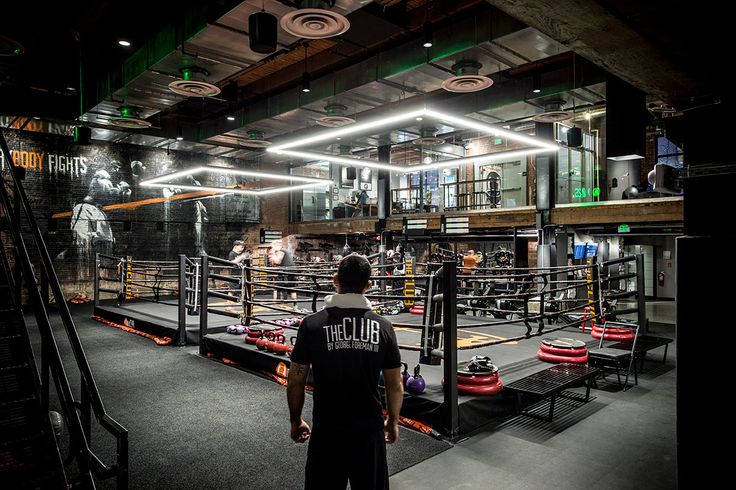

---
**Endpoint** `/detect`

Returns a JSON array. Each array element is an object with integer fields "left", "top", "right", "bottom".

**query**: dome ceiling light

[
  {"left": 280, "top": 1, "right": 350, "bottom": 39},
  {"left": 441, "top": 60, "right": 493, "bottom": 93}
]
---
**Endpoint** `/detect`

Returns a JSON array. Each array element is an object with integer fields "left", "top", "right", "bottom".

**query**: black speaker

[
  {"left": 73, "top": 126, "right": 92, "bottom": 145},
  {"left": 345, "top": 167, "right": 357, "bottom": 180},
  {"left": 249, "top": 12, "right": 278, "bottom": 54},
  {"left": 567, "top": 127, "right": 583, "bottom": 148}
]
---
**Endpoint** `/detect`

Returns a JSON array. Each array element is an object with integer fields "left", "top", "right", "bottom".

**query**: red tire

[
  {"left": 409, "top": 306, "right": 425, "bottom": 315},
  {"left": 245, "top": 336, "right": 258, "bottom": 345},
  {"left": 450, "top": 372, "right": 500, "bottom": 385},
  {"left": 537, "top": 350, "right": 589, "bottom": 364},
  {"left": 458, "top": 379, "right": 504, "bottom": 396},
  {"left": 591, "top": 325, "right": 633, "bottom": 335},
  {"left": 539, "top": 343, "right": 588, "bottom": 357},
  {"left": 591, "top": 330, "right": 635, "bottom": 341}
]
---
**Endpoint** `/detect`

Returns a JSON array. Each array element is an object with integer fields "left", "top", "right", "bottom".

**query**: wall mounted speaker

[
  {"left": 74, "top": 126, "right": 92, "bottom": 145},
  {"left": 249, "top": 12, "right": 278, "bottom": 54},
  {"left": 567, "top": 127, "right": 582, "bottom": 148}
]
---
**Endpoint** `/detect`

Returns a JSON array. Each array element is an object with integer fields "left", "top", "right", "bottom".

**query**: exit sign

[
  {"left": 618, "top": 224, "right": 630, "bottom": 233},
  {"left": 493, "top": 138, "right": 503, "bottom": 145},
  {"left": 573, "top": 187, "right": 600, "bottom": 199}
]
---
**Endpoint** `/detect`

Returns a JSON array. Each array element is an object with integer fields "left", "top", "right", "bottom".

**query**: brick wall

[{"left": 1, "top": 129, "right": 292, "bottom": 299}]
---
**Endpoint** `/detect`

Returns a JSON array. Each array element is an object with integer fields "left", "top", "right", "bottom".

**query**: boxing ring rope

[
  {"left": 94, "top": 253, "right": 219, "bottom": 346},
  {"left": 190, "top": 251, "right": 645, "bottom": 437},
  {"left": 414, "top": 253, "right": 646, "bottom": 438}
]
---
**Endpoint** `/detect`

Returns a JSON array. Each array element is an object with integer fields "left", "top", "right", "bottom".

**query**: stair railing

[{"left": 0, "top": 131, "right": 128, "bottom": 489}]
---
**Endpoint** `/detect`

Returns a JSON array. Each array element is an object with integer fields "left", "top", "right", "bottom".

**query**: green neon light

[
  {"left": 572, "top": 187, "right": 600, "bottom": 199},
  {"left": 618, "top": 224, "right": 630, "bottom": 233},
  {"left": 119, "top": 106, "right": 135, "bottom": 118}
]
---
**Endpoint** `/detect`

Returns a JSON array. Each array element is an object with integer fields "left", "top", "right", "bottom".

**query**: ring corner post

[
  {"left": 93, "top": 253, "right": 100, "bottom": 310},
  {"left": 442, "top": 260, "right": 459, "bottom": 441},
  {"left": 243, "top": 258, "right": 252, "bottom": 326},
  {"left": 635, "top": 253, "right": 647, "bottom": 332},
  {"left": 177, "top": 254, "right": 187, "bottom": 346},
  {"left": 198, "top": 255, "right": 210, "bottom": 356}
]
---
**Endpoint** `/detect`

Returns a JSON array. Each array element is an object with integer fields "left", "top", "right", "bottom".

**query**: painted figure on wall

[
  {"left": 61, "top": 166, "right": 131, "bottom": 296},
  {"left": 160, "top": 161, "right": 208, "bottom": 256}
]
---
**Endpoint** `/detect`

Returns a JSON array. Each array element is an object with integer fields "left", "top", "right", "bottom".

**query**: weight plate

[{"left": 541, "top": 337, "right": 586, "bottom": 349}]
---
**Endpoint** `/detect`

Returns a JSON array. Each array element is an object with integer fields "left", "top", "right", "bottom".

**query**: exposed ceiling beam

[{"left": 484, "top": 0, "right": 695, "bottom": 103}]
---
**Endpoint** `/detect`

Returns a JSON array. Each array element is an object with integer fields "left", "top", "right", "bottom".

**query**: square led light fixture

[
  {"left": 140, "top": 165, "right": 332, "bottom": 196},
  {"left": 267, "top": 107, "right": 558, "bottom": 172}
]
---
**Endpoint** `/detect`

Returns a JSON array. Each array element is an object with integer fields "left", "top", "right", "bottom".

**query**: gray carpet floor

[
  {"left": 27, "top": 305, "right": 450, "bottom": 489},
  {"left": 391, "top": 324, "right": 678, "bottom": 490}
]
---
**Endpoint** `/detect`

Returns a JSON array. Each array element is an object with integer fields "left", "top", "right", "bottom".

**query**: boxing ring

[
  {"left": 91, "top": 248, "right": 653, "bottom": 437},
  {"left": 196, "top": 253, "right": 649, "bottom": 436},
  {"left": 92, "top": 253, "right": 235, "bottom": 345}
]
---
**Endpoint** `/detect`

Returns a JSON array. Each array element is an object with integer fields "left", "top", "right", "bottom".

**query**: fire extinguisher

[{"left": 658, "top": 271, "right": 665, "bottom": 287}]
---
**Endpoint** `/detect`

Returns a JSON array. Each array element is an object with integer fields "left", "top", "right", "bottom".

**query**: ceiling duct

[
  {"left": 109, "top": 106, "right": 152, "bottom": 128},
  {"left": 441, "top": 60, "right": 493, "bottom": 93},
  {"left": 168, "top": 67, "right": 221, "bottom": 97},
  {"left": 532, "top": 99, "right": 572, "bottom": 123},
  {"left": 239, "top": 130, "right": 271, "bottom": 148},
  {"left": 412, "top": 127, "right": 445, "bottom": 147},
  {"left": 249, "top": 10, "right": 278, "bottom": 54},
  {"left": 280, "top": 0, "right": 350, "bottom": 39},
  {"left": 315, "top": 103, "right": 355, "bottom": 127},
  {"left": 647, "top": 102, "right": 677, "bottom": 116}
]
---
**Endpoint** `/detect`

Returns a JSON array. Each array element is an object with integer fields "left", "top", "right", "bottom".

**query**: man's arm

[
  {"left": 271, "top": 250, "right": 285, "bottom": 266},
  {"left": 287, "top": 362, "right": 311, "bottom": 443},
  {"left": 383, "top": 367, "right": 403, "bottom": 444}
]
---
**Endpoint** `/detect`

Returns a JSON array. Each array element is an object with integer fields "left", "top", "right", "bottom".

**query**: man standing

[
  {"left": 287, "top": 254, "right": 404, "bottom": 490},
  {"left": 228, "top": 240, "right": 248, "bottom": 265},
  {"left": 270, "top": 238, "right": 301, "bottom": 309}
]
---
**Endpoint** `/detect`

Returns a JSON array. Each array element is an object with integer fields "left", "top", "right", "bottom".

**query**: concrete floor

[{"left": 391, "top": 327, "right": 677, "bottom": 490}]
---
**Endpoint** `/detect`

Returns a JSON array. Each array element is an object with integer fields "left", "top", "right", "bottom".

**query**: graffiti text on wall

[{"left": 0, "top": 146, "right": 88, "bottom": 178}]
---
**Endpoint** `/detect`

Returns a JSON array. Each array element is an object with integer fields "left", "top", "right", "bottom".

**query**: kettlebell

[
  {"left": 287, "top": 336, "right": 297, "bottom": 357},
  {"left": 273, "top": 335, "right": 288, "bottom": 355},
  {"left": 406, "top": 364, "right": 426, "bottom": 395},
  {"left": 256, "top": 332, "right": 269, "bottom": 350},
  {"left": 401, "top": 362, "right": 410, "bottom": 388},
  {"left": 265, "top": 332, "right": 278, "bottom": 352}
]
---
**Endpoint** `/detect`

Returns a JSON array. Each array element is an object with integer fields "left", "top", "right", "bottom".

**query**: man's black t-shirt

[
  {"left": 290, "top": 293, "right": 401, "bottom": 433},
  {"left": 228, "top": 250, "right": 239, "bottom": 261}
]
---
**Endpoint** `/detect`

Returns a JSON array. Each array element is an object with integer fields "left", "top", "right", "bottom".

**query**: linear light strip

[
  {"left": 278, "top": 148, "right": 551, "bottom": 173},
  {"left": 267, "top": 107, "right": 558, "bottom": 155},
  {"left": 143, "top": 181, "right": 330, "bottom": 196},
  {"left": 422, "top": 109, "right": 559, "bottom": 151},
  {"left": 277, "top": 150, "right": 397, "bottom": 172},
  {"left": 140, "top": 165, "right": 332, "bottom": 186},
  {"left": 268, "top": 109, "right": 427, "bottom": 152}
]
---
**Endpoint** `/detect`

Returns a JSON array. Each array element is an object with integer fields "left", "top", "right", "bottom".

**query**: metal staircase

[
  {"left": 0, "top": 131, "right": 128, "bottom": 489},
  {"left": 0, "top": 242, "right": 67, "bottom": 488}
]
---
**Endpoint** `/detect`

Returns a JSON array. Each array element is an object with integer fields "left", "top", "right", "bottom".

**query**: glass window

[
  {"left": 556, "top": 127, "right": 599, "bottom": 204},
  {"left": 656, "top": 136, "right": 684, "bottom": 169}
]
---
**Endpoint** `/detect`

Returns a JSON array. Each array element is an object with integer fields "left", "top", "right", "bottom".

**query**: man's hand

[
  {"left": 384, "top": 418, "right": 399, "bottom": 444},
  {"left": 291, "top": 419, "right": 311, "bottom": 443}
]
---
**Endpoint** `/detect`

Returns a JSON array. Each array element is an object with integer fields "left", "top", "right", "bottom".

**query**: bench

[
  {"left": 588, "top": 348, "right": 637, "bottom": 388},
  {"left": 504, "top": 364, "right": 600, "bottom": 422},
  {"left": 609, "top": 335, "right": 674, "bottom": 372}
]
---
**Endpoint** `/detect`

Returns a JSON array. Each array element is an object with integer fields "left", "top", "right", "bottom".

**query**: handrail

[{"left": 0, "top": 131, "right": 128, "bottom": 488}]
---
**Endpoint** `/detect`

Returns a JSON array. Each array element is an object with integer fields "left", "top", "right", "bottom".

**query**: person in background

[
  {"left": 357, "top": 189, "right": 371, "bottom": 216},
  {"left": 460, "top": 249, "right": 479, "bottom": 291},
  {"left": 287, "top": 254, "right": 403, "bottom": 490},
  {"left": 228, "top": 240, "right": 248, "bottom": 266},
  {"left": 269, "top": 238, "right": 300, "bottom": 310}
]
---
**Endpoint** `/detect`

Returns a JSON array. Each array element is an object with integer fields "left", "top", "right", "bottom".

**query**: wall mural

[{"left": 1, "top": 129, "right": 260, "bottom": 297}]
